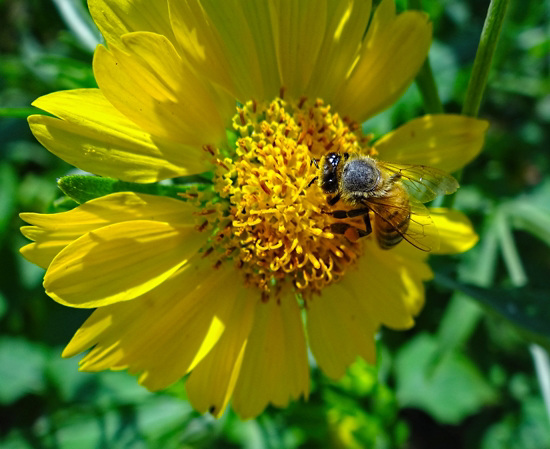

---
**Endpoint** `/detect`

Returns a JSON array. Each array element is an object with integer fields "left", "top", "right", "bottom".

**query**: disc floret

[{"left": 201, "top": 98, "right": 377, "bottom": 299}]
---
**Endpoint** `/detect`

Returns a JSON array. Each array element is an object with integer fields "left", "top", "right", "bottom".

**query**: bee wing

[
  {"left": 376, "top": 161, "right": 459, "bottom": 203},
  {"left": 367, "top": 196, "right": 440, "bottom": 252}
]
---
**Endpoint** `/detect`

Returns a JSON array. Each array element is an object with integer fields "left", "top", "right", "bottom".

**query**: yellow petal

[
  {"left": 138, "top": 266, "right": 242, "bottom": 391},
  {"left": 185, "top": 287, "right": 257, "bottom": 418},
  {"left": 93, "top": 32, "right": 231, "bottom": 146},
  {"left": 307, "top": 283, "right": 377, "bottom": 380},
  {"left": 20, "top": 227, "right": 68, "bottom": 270},
  {"left": 304, "top": 0, "right": 373, "bottom": 103},
  {"left": 374, "top": 115, "right": 490, "bottom": 172},
  {"left": 269, "top": 0, "right": 328, "bottom": 98},
  {"left": 44, "top": 219, "right": 207, "bottom": 308},
  {"left": 68, "top": 262, "right": 242, "bottom": 392},
  {"left": 168, "top": 0, "right": 280, "bottom": 102},
  {"left": 345, "top": 240, "right": 432, "bottom": 330},
  {"left": 232, "top": 295, "right": 310, "bottom": 419},
  {"left": 20, "top": 192, "right": 197, "bottom": 268},
  {"left": 88, "top": 0, "right": 176, "bottom": 47},
  {"left": 29, "top": 89, "right": 209, "bottom": 182},
  {"left": 429, "top": 208, "right": 479, "bottom": 254},
  {"left": 334, "top": 0, "right": 432, "bottom": 122},
  {"left": 168, "top": 0, "right": 238, "bottom": 99}
]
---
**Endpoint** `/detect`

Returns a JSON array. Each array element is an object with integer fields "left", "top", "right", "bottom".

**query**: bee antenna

[
  {"left": 310, "top": 158, "right": 319, "bottom": 169},
  {"left": 306, "top": 176, "right": 318, "bottom": 189}
]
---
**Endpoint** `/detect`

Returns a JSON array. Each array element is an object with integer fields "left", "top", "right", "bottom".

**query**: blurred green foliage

[{"left": 1, "top": 0, "right": 549, "bottom": 448}]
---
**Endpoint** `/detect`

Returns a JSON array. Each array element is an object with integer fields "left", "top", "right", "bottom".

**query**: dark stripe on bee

[
  {"left": 376, "top": 215, "right": 410, "bottom": 249},
  {"left": 378, "top": 232, "right": 403, "bottom": 249},
  {"left": 387, "top": 210, "right": 400, "bottom": 220}
]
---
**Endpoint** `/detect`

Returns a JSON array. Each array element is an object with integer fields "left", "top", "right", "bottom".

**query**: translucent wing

[
  {"left": 376, "top": 161, "right": 459, "bottom": 203},
  {"left": 367, "top": 196, "right": 440, "bottom": 252}
]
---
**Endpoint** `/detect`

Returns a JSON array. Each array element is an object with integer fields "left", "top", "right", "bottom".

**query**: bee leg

[
  {"left": 363, "top": 213, "right": 372, "bottom": 236},
  {"left": 326, "top": 206, "right": 370, "bottom": 219},
  {"left": 327, "top": 193, "right": 341, "bottom": 206},
  {"left": 329, "top": 222, "right": 370, "bottom": 239},
  {"left": 325, "top": 206, "right": 372, "bottom": 240},
  {"left": 326, "top": 209, "right": 348, "bottom": 219},
  {"left": 346, "top": 207, "right": 370, "bottom": 218},
  {"left": 310, "top": 158, "right": 319, "bottom": 168}
]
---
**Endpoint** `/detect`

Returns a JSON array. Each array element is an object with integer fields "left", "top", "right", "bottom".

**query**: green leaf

[
  {"left": 0, "top": 107, "right": 40, "bottom": 118},
  {"left": 481, "top": 396, "right": 550, "bottom": 449},
  {"left": 395, "top": 333, "right": 496, "bottom": 424},
  {"left": 94, "top": 370, "right": 153, "bottom": 405},
  {"left": 507, "top": 202, "right": 550, "bottom": 247},
  {"left": 0, "top": 337, "right": 48, "bottom": 404},
  {"left": 435, "top": 273, "right": 550, "bottom": 348},
  {"left": 57, "top": 175, "right": 212, "bottom": 204},
  {"left": 46, "top": 356, "right": 94, "bottom": 403},
  {"left": 0, "top": 432, "right": 36, "bottom": 449},
  {"left": 42, "top": 395, "right": 194, "bottom": 449}
]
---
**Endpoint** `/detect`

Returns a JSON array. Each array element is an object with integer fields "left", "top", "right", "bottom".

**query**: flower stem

[
  {"left": 416, "top": 62, "right": 444, "bottom": 114},
  {"left": 443, "top": 0, "right": 509, "bottom": 208},
  {"left": 408, "top": 0, "right": 444, "bottom": 114},
  {"left": 462, "top": 0, "right": 510, "bottom": 117}
]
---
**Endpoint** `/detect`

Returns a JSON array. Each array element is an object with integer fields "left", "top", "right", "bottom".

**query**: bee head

[{"left": 319, "top": 152, "right": 342, "bottom": 194}]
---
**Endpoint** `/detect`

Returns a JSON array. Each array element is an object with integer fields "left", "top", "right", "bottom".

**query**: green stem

[
  {"left": 443, "top": 0, "right": 509, "bottom": 208},
  {"left": 416, "top": 61, "right": 444, "bottom": 114},
  {"left": 408, "top": 0, "right": 444, "bottom": 114},
  {"left": 496, "top": 208, "right": 528, "bottom": 287},
  {"left": 530, "top": 344, "right": 550, "bottom": 425},
  {"left": 462, "top": 0, "right": 510, "bottom": 116}
]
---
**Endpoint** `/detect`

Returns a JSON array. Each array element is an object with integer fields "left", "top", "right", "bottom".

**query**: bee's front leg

[
  {"left": 363, "top": 212, "right": 372, "bottom": 236},
  {"left": 327, "top": 193, "right": 341, "bottom": 206},
  {"left": 325, "top": 206, "right": 370, "bottom": 219}
]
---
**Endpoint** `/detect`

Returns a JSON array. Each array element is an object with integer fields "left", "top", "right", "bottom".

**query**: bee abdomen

[{"left": 375, "top": 211, "right": 410, "bottom": 250}]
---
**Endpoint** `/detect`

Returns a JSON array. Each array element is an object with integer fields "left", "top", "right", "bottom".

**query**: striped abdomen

[{"left": 372, "top": 184, "right": 411, "bottom": 250}]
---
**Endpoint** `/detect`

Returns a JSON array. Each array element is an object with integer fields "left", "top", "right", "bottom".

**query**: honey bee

[{"left": 315, "top": 152, "right": 459, "bottom": 251}]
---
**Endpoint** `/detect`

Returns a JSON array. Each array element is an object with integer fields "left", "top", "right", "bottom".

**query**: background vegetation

[{"left": 1, "top": 0, "right": 549, "bottom": 447}]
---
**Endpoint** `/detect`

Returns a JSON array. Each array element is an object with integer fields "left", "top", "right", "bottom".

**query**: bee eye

[{"left": 342, "top": 159, "right": 379, "bottom": 193}]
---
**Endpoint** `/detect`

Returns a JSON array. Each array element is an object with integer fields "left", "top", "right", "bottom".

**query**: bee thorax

[{"left": 341, "top": 158, "right": 380, "bottom": 197}]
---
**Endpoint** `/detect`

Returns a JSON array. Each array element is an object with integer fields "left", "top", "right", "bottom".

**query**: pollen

[{"left": 197, "top": 97, "right": 375, "bottom": 300}]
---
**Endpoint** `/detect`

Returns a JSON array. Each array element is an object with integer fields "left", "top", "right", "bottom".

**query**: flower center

[{"left": 197, "top": 97, "right": 376, "bottom": 300}]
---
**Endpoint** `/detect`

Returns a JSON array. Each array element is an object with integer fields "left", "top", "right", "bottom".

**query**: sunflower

[{"left": 21, "top": 0, "right": 488, "bottom": 419}]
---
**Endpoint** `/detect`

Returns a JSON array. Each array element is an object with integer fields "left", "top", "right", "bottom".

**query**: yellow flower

[{"left": 21, "top": 0, "right": 488, "bottom": 419}]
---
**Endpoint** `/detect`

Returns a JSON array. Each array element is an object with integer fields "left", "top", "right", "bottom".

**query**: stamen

[
  {"left": 204, "top": 97, "right": 367, "bottom": 297},
  {"left": 201, "top": 247, "right": 214, "bottom": 258},
  {"left": 196, "top": 220, "right": 209, "bottom": 232},
  {"left": 202, "top": 144, "right": 215, "bottom": 156}
]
